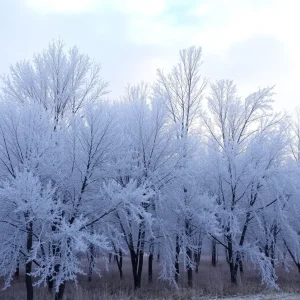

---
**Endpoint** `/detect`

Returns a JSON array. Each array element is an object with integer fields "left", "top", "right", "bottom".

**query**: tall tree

[
  {"left": 154, "top": 46, "right": 208, "bottom": 287},
  {"left": 202, "top": 80, "right": 287, "bottom": 286}
]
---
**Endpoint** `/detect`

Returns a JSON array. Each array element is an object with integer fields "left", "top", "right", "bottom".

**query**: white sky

[{"left": 0, "top": 0, "right": 299, "bottom": 111}]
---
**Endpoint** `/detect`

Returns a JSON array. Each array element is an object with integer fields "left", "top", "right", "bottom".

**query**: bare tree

[
  {"left": 202, "top": 79, "right": 287, "bottom": 285},
  {"left": 154, "top": 46, "right": 208, "bottom": 287},
  {"left": 1, "top": 40, "right": 108, "bottom": 126}
]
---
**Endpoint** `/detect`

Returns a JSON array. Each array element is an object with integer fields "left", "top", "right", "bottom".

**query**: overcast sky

[{"left": 0, "top": 0, "right": 298, "bottom": 111}]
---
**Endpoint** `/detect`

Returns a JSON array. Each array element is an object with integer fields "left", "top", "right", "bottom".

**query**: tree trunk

[
  {"left": 194, "top": 252, "right": 199, "bottom": 274},
  {"left": 233, "top": 251, "right": 243, "bottom": 279},
  {"left": 175, "top": 234, "right": 180, "bottom": 284},
  {"left": 88, "top": 243, "right": 94, "bottom": 282},
  {"left": 137, "top": 245, "right": 144, "bottom": 289},
  {"left": 187, "top": 247, "right": 193, "bottom": 288},
  {"left": 212, "top": 240, "right": 217, "bottom": 267},
  {"left": 53, "top": 256, "right": 65, "bottom": 299},
  {"left": 270, "top": 241, "right": 275, "bottom": 269},
  {"left": 239, "top": 258, "right": 244, "bottom": 274},
  {"left": 119, "top": 249, "right": 123, "bottom": 278},
  {"left": 265, "top": 243, "right": 269, "bottom": 258},
  {"left": 54, "top": 261, "right": 65, "bottom": 300},
  {"left": 15, "top": 261, "right": 20, "bottom": 278},
  {"left": 25, "top": 261, "right": 33, "bottom": 300},
  {"left": 88, "top": 225, "right": 95, "bottom": 282},
  {"left": 194, "top": 238, "right": 202, "bottom": 274},
  {"left": 133, "top": 274, "right": 140, "bottom": 289},
  {"left": 129, "top": 222, "right": 145, "bottom": 290},
  {"left": 55, "top": 282, "right": 65, "bottom": 300},
  {"left": 26, "top": 220, "right": 34, "bottom": 300},
  {"left": 130, "top": 248, "right": 143, "bottom": 289},
  {"left": 229, "top": 261, "right": 237, "bottom": 284},
  {"left": 148, "top": 253, "right": 153, "bottom": 283},
  {"left": 47, "top": 276, "right": 54, "bottom": 290},
  {"left": 185, "top": 215, "right": 193, "bottom": 288},
  {"left": 116, "top": 249, "right": 123, "bottom": 279},
  {"left": 271, "top": 224, "right": 277, "bottom": 269},
  {"left": 228, "top": 238, "right": 237, "bottom": 284},
  {"left": 44, "top": 242, "right": 53, "bottom": 291}
]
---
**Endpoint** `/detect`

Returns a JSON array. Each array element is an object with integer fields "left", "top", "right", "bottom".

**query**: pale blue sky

[{"left": 0, "top": 0, "right": 298, "bottom": 111}]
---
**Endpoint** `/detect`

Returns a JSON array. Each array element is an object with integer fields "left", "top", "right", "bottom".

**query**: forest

[{"left": 0, "top": 40, "right": 299, "bottom": 300}]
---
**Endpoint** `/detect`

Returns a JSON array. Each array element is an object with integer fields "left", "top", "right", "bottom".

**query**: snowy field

[{"left": 219, "top": 294, "right": 300, "bottom": 300}]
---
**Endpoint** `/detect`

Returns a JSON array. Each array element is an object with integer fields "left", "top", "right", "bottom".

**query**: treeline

[{"left": 0, "top": 40, "right": 299, "bottom": 300}]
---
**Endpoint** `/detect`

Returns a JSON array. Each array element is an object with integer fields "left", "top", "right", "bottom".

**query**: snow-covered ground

[{"left": 219, "top": 293, "right": 299, "bottom": 300}]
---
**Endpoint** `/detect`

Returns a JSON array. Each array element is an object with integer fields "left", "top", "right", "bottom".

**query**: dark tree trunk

[
  {"left": 212, "top": 240, "right": 217, "bottom": 267},
  {"left": 116, "top": 249, "right": 123, "bottom": 279},
  {"left": 51, "top": 224, "right": 66, "bottom": 300},
  {"left": 270, "top": 244, "right": 275, "bottom": 269},
  {"left": 194, "top": 252, "right": 199, "bottom": 274},
  {"left": 109, "top": 252, "right": 112, "bottom": 263},
  {"left": 25, "top": 261, "right": 33, "bottom": 300},
  {"left": 88, "top": 243, "right": 94, "bottom": 282},
  {"left": 88, "top": 225, "right": 95, "bottom": 282},
  {"left": 119, "top": 249, "right": 123, "bottom": 278},
  {"left": 130, "top": 248, "right": 143, "bottom": 289},
  {"left": 25, "top": 220, "right": 34, "bottom": 300},
  {"left": 54, "top": 260, "right": 65, "bottom": 300},
  {"left": 265, "top": 243, "right": 269, "bottom": 258},
  {"left": 175, "top": 234, "right": 180, "bottom": 284},
  {"left": 239, "top": 258, "right": 244, "bottom": 274},
  {"left": 129, "top": 221, "right": 145, "bottom": 290},
  {"left": 15, "top": 261, "right": 20, "bottom": 278},
  {"left": 233, "top": 251, "right": 243, "bottom": 279},
  {"left": 195, "top": 246, "right": 202, "bottom": 274},
  {"left": 194, "top": 238, "right": 202, "bottom": 274},
  {"left": 187, "top": 247, "right": 193, "bottom": 288},
  {"left": 133, "top": 274, "right": 140, "bottom": 289},
  {"left": 228, "top": 237, "right": 237, "bottom": 284},
  {"left": 185, "top": 215, "right": 193, "bottom": 288},
  {"left": 229, "top": 261, "right": 237, "bottom": 284},
  {"left": 53, "top": 254, "right": 66, "bottom": 300},
  {"left": 47, "top": 276, "right": 54, "bottom": 290},
  {"left": 148, "top": 253, "right": 153, "bottom": 283},
  {"left": 55, "top": 282, "right": 65, "bottom": 300},
  {"left": 44, "top": 242, "right": 53, "bottom": 291},
  {"left": 137, "top": 243, "right": 144, "bottom": 288}
]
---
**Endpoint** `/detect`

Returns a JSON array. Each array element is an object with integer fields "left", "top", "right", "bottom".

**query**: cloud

[
  {"left": 6, "top": 0, "right": 300, "bottom": 109},
  {"left": 28, "top": 0, "right": 97, "bottom": 13},
  {"left": 28, "top": 0, "right": 166, "bottom": 16},
  {"left": 109, "top": 0, "right": 165, "bottom": 16},
  {"left": 212, "top": 36, "right": 289, "bottom": 81}
]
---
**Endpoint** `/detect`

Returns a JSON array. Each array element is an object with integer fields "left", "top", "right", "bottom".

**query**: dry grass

[{"left": 1, "top": 256, "right": 300, "bottom": 299}]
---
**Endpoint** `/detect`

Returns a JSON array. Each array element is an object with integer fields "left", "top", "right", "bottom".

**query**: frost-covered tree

[
  {"left": 106, "top": 82, "right": 180, "bottom": 289},
  {"left": 154, "top": 46, "right": 210, "bottom": 287},
  {"left": 0, "top": 41, "right": 114, "bottom": 300},
  {"left": 0, "top": 40, "right": 298, "bottom": 299},
  {"left": 202, "top": 79, "right": 288, "bottom": 286},
  {"left": 1, "top": 40, "right": 108, "bottom": 125},
  {"left": 0, "top": 170, "right": 58, "bottom": 300},
  {"left": 0, "top": 99, "right": 60, "bottom": 300}
]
